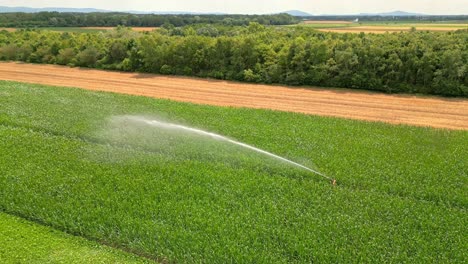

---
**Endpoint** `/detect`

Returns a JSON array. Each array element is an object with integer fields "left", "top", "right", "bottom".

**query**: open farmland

[
  {"left": 1, "top": 8, "right": 468, "bottom": 263},
  {"left": 0, "top": 80, "right": 466, "bottom": 262},
  {"left": 1, "top": 62, "right": 467, "bottom": 130},
  {"left": 301, "top": 20, "right": 468, "bottom": 33},
  {"left": 319, "top": 25, "right": 468, "bottom": 33}
]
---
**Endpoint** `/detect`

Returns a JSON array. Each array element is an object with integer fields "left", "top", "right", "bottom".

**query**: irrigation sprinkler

[{"left": 118, "top": 115, "right": 336, "bottom": 185}]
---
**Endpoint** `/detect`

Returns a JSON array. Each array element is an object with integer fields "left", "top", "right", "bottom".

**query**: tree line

[
  {"left": 0, "top": 24, "right": 466, "bottom": 96},
  {"left": 0, "top": 12, "right": 299, "bottom": 27},
  {"left": 308, "top": 15, "right": 468, "bottom": 22}
]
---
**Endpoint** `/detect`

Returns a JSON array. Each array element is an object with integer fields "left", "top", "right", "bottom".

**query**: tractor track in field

[{"left": 1, "top": 62, "right": 467, "bottom": 130}]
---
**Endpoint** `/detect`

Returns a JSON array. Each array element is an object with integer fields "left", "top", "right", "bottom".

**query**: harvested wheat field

[
  {"left": 0, "top": 28, "right": 16, "bottom": 32},
  {"left": 319, "top": 25, "right": 467, "bottom": 33},
  {"left": 1, "top": 62, "right": 467, "bottom": 130}
]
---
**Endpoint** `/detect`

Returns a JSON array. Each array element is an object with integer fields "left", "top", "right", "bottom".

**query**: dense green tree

[
  {"left": 0, "top": 44, "right": 18, "bottom": 60},
  {"left": 0, "top": 12, "right": 299, "bottom": 28},
  {"left": 57, "top": 48, "right": 76, "bottom": 65},
  {"left": 107, "top": 41, "right": 128, "bottom": 63},
  {"left": 77, "top": 47, "right": 100, "bottom": 67},
  {"left": 0, "top": 26, "right": 466, "bottom": 97}
]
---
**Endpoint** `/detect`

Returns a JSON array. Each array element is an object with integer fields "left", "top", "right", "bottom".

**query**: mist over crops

[{"left": 95, "top": 115, "right": 325, "bottom": 180}]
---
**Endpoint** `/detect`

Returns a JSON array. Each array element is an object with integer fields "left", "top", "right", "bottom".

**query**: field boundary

[
  {"left": 1, "top": 62, "right": 467, "bottom": 130},
  {"left": 1, "top": 208, "right": 158, "bottom": 263}
]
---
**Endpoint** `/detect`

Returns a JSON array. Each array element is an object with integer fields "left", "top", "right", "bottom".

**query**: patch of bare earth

[
  {"left": 0, "top": 28, "right": 17, "bottom": 32},
  {"left": 0, "top": 62, "right": 467, "bottom": 130}
]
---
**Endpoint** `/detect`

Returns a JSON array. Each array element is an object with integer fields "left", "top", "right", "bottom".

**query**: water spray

[{"left": 121, "top": 116, "right": 336, "bottom": 185}]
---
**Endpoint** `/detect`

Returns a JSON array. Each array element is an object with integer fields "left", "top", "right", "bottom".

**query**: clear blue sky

[{"left": 0, "top": 0, "right": 467, "bottom": 15}]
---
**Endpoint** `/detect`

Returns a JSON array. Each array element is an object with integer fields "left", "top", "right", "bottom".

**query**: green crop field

[
  {"left": 0, "top": 81, "right": 467, "bottom": 263},
  {"left": 0, "top": 212, "right": 151, "bottom": 263}
]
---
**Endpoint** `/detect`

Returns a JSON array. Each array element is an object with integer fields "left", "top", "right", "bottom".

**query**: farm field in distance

[
  {"left": 0, "top": 81, "right": 466, "bottom": 262},
  {"left": 301, "top": 20, "right": 468, "bottom": 33},
  {"left": 3, "top": 22, "right": 467, "bottom": 34}
]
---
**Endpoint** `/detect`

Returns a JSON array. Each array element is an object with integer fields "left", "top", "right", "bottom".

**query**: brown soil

[
  {"left": 1, "top": 62, "right": 467, "bottom": 130},
  {"left": 0, "top": 28, "right": 17, "bottom": 32}
]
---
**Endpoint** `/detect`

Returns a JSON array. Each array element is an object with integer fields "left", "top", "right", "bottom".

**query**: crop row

[{"left": 0, "top": 81, "right": 466, "bottom": 262}]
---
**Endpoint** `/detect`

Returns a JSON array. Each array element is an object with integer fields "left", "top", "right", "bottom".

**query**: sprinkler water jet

[{"left": 119, "top": 116, "right": 335, "bottom": 184}]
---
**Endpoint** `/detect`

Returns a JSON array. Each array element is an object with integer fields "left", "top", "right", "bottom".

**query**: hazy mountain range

[
  {"left": 0, "top": 6, "right": 109, "bottom": 13},
  {"left": 283, "top": 10, "right": 313, "bottom": 17},
  {"left": 0, "top": 6, "right": 223, "bottom": 14},
  {"left": 0, "top": 6, "right": 427, "bottom": 17},
  {"left": 358, "top": 11, "right": 425, "bottom": 16},
  {"left": 314, "top": 11, "right": 426, "bottom": 17}
]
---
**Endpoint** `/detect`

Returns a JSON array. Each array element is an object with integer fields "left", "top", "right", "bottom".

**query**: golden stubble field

[
  {"left": 1, "top": 62, "right": 467, "bottom": 130},
  {"left": 302, "top": 20, "right": 468, "bottom": 33},
  {"left": 319, "top": 25, "right": 468, "bottom": 33}
]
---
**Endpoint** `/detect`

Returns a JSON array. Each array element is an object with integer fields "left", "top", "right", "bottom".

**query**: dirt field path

[{"left": 1, "top": 62, "right": 467, "bottom": 130}]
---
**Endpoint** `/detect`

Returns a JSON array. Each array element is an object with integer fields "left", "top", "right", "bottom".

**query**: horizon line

[{"left": 0, "top": 5, "right": 467, "bottom": 16}]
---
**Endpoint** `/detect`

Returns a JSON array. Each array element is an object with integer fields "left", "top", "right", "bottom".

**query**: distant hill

[
  {"left": 0, "top": 6, "right": 428, "bottom": 17},
  {"left": 283, "top": 10, "right": 313, "bottom": 17},
  {"left": 359, "top": 10, "right": 426, "bottom": 16},
  {"left": 0, "top": 6, "right": 109, "bottom": 13},
  {"left": 0, "top": 6, "right": 228, "bottom": 15},
  {"left": 135, "top": 11, "right": 226, "bottom": 15}
]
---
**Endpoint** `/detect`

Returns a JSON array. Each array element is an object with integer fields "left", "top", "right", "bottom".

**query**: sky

[{"left": 0, "top": 0, "right": 467, "bottom": 15}]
